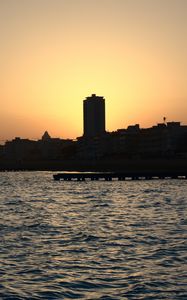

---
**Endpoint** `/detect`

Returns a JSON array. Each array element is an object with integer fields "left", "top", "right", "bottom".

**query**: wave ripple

[{"left": 0, "top": 172, "right": 187, "bottom": 299}]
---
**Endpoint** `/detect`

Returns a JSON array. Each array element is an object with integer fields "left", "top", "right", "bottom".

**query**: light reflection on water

[{"left": 0, "top": 172, "right": 187, "bottom": 299}]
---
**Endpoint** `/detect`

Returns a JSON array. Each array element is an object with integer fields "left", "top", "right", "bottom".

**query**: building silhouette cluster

[{"left": 0, "top": 93, "right": 187, "bottom": 170}]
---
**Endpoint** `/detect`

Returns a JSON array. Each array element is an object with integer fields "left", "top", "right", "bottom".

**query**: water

[{"left": 0, "top": 172, "right": 186, "bottom": 300}]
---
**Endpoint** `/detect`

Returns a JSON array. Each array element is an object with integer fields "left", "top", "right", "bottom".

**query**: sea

[{"left": 0, "top": 171, "right": 186, "bottom": 300}]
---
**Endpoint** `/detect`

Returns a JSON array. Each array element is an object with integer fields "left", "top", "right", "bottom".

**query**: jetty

[{"left": 53, "top": 171, "right": 187, "bottom": 181}]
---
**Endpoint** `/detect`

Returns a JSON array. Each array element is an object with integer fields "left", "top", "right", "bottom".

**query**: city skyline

[
  {"left": 1, "top": 91, "right": 187, "bottom": 143},
  {"left": 1, "top": 0, "right": 187, "bottom": 141}
]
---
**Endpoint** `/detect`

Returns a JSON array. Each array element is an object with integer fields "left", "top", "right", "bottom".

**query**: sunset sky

[{"left": 1, "top": 0, "right": 187, "bottom": 141}]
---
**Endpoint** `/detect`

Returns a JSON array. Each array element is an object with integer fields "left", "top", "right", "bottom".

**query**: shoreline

[{"left": 0, "top": 158, "right": 187, "bottom": 172}]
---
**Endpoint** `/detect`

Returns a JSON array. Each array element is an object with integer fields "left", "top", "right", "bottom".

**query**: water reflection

[{"left": 0, "top": 172, "right": 186, "bottom": 299}]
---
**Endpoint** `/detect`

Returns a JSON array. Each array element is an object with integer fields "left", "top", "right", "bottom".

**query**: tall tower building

[{"left": 83, "top": 94, "right": 105, "bottom": 138}]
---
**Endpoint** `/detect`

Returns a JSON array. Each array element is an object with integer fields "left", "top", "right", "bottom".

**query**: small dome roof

[{"left": 42, "top": 131, "right": 51, "bottom": 141}]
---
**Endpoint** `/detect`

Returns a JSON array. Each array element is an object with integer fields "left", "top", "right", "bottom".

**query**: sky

[{"left": 1, "top": 0, "right": 187, "bottom": 141}]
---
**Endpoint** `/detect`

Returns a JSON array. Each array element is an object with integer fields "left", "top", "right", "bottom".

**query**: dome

[{"left": 42, "top": 131, "right": 51, "bottom": 141}]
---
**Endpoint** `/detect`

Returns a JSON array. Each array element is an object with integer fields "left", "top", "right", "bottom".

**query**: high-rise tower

[{"left": 83, "top": 94, "right": 105, "bottom": 138}]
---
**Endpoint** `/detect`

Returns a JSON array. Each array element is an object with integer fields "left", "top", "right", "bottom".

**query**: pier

[{"left": 53, "top": 172, "right": 187, "bottom": 181}]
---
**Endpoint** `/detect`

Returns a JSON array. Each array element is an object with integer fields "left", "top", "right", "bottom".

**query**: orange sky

[{"left": 1, "top": 0, "right": 187, "bottom": 141}]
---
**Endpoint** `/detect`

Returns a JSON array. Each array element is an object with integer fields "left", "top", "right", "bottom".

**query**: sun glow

[{"left": 1, "top": 0, "right": 187, "bottom": 141}]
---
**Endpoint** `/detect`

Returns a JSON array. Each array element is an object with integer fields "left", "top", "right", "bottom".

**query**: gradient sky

[{"left": 1, "top": 0, "right": 187, "bottom": 141}]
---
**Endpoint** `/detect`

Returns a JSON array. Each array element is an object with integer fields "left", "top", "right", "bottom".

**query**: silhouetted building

[
  {"left": 1, "top": 90, "right": 187, "bottom": 169},
  {"left": 42, "top": 131, "right": 51, "bottom": 141},
  {"left": 77, "top": 120, "right": 187, "bottom": 160},
  {"left": 38, "top": 131, "right": 74, "bottom": 160},
  {"left": 4, "top": 137, "right": 37, "bottom": 161},
  {"left": 0, "top": 145, "right": 5, "bottom": 159},
  {"left": 2, "top": 133, "right": 75, "bottom": 162},
  {"left": 83, "top": 94, "right": 105, "bottom": 138}
]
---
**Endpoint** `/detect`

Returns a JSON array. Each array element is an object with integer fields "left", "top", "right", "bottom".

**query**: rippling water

[{"left": 0, "top": 172, "right": 187, "bottom": 299}]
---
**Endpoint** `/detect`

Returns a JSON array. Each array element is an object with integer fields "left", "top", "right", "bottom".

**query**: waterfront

[{"left": 0, "top": 172, "right": 187, "bottom": 299}]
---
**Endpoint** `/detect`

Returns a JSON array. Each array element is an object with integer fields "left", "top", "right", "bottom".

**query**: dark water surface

[{"left": 0, "top": 172, "right": 186, "bottom": 299}]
